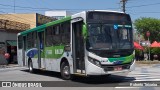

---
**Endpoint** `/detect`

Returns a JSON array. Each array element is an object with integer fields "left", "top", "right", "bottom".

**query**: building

[
  {"left": 45, "top": 10, "right": 72, "bottom": 19},
  {"left": 0, "top": 13, "right": 56, "bottom": 65},
  {"left": 0, "top": 13, "right": 56, "bottom": 28}
]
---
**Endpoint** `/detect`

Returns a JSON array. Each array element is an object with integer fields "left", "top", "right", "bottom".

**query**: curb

[{"left": 0, "top": 64, "right": 19, "bottom": 68}]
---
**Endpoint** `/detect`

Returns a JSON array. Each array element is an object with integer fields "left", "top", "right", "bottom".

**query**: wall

[
  {"left": 0, "top": 13, "right": 36, "bottom": 29},
  {"left": 0, "top": 31, "right": 17, "bottom": 65}
]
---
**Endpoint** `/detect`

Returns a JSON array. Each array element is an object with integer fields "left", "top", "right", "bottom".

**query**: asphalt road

[{"left": 0, "top": 64, "right": 160, "bottom": 90}]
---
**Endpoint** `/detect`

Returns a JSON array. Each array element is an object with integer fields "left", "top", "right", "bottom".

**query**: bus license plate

[{"left": 114, "top": 66, "right": 122, "bottom": 71}]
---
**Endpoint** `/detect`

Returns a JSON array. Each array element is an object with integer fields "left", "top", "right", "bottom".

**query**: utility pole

[{"left": 120, "top": 0, "right": 128, "bottom": 13}]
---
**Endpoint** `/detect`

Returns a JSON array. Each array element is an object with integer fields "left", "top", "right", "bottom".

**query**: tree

[{"left": 134, "top": 17, "right": 160, "bottom": 42}]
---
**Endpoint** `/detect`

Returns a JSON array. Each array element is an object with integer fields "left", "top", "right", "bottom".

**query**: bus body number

[{"left": 55, "top": 49, "right": 63, "bottom": 54}]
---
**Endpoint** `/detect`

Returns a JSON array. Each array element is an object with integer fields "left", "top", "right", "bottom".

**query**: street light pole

[
  {"left": 146, "top": 31, "right": 150, "bottom": 60},
  {"left": 148, "top": 36, "right": 150, "bottom": 60},
  {"left": 138, "top": 33, "right": 140, "bottom": 44}
]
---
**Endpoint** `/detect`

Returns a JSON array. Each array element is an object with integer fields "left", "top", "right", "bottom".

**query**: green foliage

[
  {"left": 135, "top": 49, "right": 140, "bottom": 54},
  {"left": 151, "top": 48, "right": 160, "bottom": 54},
  {"left": 135, "top": 49, "right": 144, "bottom": 56},
  {"left": 134, "top": 17, "right": 160, "bottom": 42},
  {"left": 141, "top": 46, "right": 147, "bottom": 53}
]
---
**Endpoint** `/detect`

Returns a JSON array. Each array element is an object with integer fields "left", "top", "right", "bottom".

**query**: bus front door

[
  {"left": 37, "top": 31, "right": 44, "bottom": 69},
  {"left": 72, "top": 20, "right": 85, "bottom": 74}
]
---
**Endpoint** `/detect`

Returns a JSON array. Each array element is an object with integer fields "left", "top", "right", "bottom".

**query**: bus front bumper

[{"left": 86, "top": 59, "right": 136, "bottom": 75}]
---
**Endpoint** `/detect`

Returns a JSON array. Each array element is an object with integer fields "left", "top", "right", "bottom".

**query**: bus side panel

[
  {"left": 41, "top": 58, "right": 45, "bottom": 69},
  {"left": 24, "top": 52, "right": 28, "bottom": 66},
  {"left": 17, "top": 50, "right": 28, "bottom": 67},
  {"left": 17, "top": 49, "right": 23, "bottom": 66},
  {"left": 42, "top": 52, "right": 73, "bottom": 73},
  {"left": 56, "top": 52, "right": 74, "bottom": 74},
  {"left": 43, "top": 46, "right": 58, "bottom": 71},
  {"left": 32, "top": 58, "right": 39, "bottom": 69},
  {"left": 45, "top": 58, "right": 58, "bottom": 71}
]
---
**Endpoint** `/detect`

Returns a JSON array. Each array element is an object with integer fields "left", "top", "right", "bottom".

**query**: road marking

[
  {"left": 134, "top": 79, "right": 160, "bottom": 81},
  {"left": 125, "top": 66, "right": 160, "bottom": 82},
  {"left": 115, "top": 87, "right": 139, "bottom": 88}
]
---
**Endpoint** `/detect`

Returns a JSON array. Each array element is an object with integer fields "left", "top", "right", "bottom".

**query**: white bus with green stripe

[{"left": 17, "top": 10, "right": 135, "bottom": 80}]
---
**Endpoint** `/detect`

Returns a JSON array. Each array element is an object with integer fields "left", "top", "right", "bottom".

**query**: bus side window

[
  {"left": 26, "top": 32, "right": 36, "bottom": 49},
  {"left": 27, "top": 32, "right": 33, "bottom": 49},
  {"left": 46, "top": 26, "right": 53, "bottom": 46},
  {"left": 53, "top": 25, "right": 61, "bottom": 45},
  {"left": 33, "top": 32, "right": 37, "bottom": 48},
  {"left": 18, "top": 36, "right": 23, "bottom": 49},
  {"left": 45, "top": 22, "right": 70, "bottom": 46},
  {"left": 61, "top": 21, "right": 70, "bottom": 45}
]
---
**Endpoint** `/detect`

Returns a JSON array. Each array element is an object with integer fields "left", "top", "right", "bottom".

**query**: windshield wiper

[{"left": 89, "top": 47, "right": 110, "bottom": 50}]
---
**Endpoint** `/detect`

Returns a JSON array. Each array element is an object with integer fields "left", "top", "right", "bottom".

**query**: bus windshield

[
  {"left": 86, "top": 11, "right": 134, "bottom": 57},
  {"left": 87, "top": 23, "right": 133, "bottom": 50}
]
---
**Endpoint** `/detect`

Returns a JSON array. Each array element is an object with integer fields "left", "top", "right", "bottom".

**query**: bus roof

[
  {"left": 18, "top": 10, "right": 125, "bottom": 36},
  {"left": 87, "top": 10, "right": 124, "bottom": 13},
  {"left": 18, "top": 16, "right": 71, "bottom": 36}
]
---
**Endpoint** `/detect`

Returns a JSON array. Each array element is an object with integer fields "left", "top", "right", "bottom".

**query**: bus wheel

[
  {"left": 28, "top": 60, "right": 34, "bottom": 73},
  {"left": 60, "top": 62, "right": 71, "bottom": 80}
]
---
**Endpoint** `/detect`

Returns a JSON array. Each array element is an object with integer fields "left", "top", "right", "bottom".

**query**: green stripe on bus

[
  {"left": 44, "top": 45, "right": 65, "bottom": 59},
  {"left": 37, "top": 29, "right": 44, "bottom": 32},
  {"left": 46, "top": 16, "right": 71, "bottom": 27},
  {"left": 20, "top": 16, "right": 71, "bottom": 35},
  {"left": 108, "top": 54, "right": 134, "bottom": 64},
  {"left": 82, "top": 23, "right": 88, "bottom": 40}
]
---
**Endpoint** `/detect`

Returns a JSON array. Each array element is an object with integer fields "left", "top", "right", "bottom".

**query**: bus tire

[
  {"left": 28, "top": 60, "right": 34, "bottom": 73},
  {"left": 60, "top": 61, "right": 71, "bottom": 80}
]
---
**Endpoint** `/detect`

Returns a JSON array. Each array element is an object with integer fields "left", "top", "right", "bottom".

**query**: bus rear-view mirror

[{"left": 64, "top": 45, "right": 71, "bottom": 51}]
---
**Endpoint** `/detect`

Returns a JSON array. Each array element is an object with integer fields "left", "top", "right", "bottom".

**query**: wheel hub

[
  {"left": 63, "top": 66, "right": 69, "bottom": 76},
  {"left": 29, "top": 62, "right": 32, "bottom": 71}
]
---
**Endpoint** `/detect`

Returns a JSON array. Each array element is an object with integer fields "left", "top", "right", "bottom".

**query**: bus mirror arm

[{"left": 64, "top": 45, "right": 71, "bottom": 52}]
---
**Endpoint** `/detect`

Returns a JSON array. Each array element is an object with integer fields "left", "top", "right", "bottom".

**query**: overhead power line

[
  {"left": 0, "top": 10, "right": 36, "bottom": 25},
  {"left": 0, "top": 2, "right": 160, "bottom": 14},
  {"left": 120, "top": 1, "right": 160, "bottom": 13},
  {"left": 127, "top": 2, "right": 160, "bottom": 8},
  {"left": 131, "top": 11, "right": 160, "bottom": 13},
  {"left": 0, "top": 3, "right": 119, "bottom": 11},
  {"left": 0, "top": 3, "right": 52, "bottom": 10}
]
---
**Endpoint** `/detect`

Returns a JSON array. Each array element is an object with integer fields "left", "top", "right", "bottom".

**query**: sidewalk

[
  {"left": 136, "top": 60, "right": 160, "bottom": 67},
  {"left": 0, "top": 64, "right": 19, "bottom": 68}
]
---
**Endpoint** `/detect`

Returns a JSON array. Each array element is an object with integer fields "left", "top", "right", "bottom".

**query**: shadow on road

[
  {"left": 71, "top": 75, "right": 135, "bottom": 84},
  {"left": 21, "top": 69, "right": 62, "bottom": 79},
  {"left": 21, "top": 69, "right": 136, "bottom": 85}
]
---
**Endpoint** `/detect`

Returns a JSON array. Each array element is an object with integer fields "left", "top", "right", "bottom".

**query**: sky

[{"left": 0, "top": 0, "right": 160, "bottom": 21}]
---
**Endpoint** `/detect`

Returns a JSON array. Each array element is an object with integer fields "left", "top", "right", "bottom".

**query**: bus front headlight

[{"left": 88, "top": 57, "right": 101, "bottom": 67}]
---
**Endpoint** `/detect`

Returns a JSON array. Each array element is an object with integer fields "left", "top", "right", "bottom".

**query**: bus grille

[{"left": 101, "top": 64, "right": 130, "bottom": 72}]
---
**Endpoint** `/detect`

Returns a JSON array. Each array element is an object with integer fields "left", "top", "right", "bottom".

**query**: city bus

[{"left": 17, "top": 10, "right": 135, "bottom": 80}]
